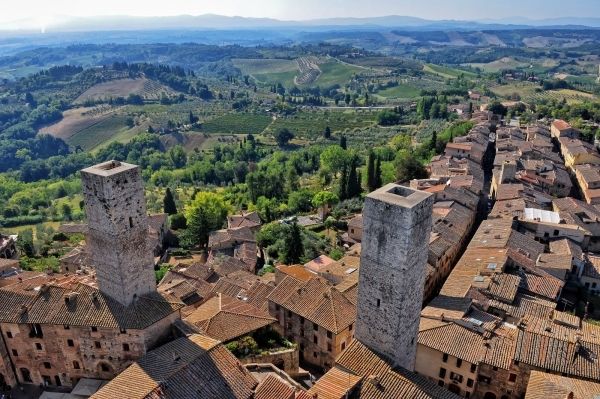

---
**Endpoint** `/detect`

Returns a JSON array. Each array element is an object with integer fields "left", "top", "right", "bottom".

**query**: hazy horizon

[{"left": 2, "top": 0, "right": 600, "bottom": 30}]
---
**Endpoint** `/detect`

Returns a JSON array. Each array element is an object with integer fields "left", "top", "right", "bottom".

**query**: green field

[
  {"left": 265, "top": 110, "right": 377, "bottom": 139},
  {"left": 67, "top": 114, "right": 132, "bottom": 150},
  {"left": 234, "top": 58, "right": 363, "bottom": 88},
  {"left": 375, "top": 84, "right": 421, "bottom": 99},
  {"left": 424, "top": 64, "right": 477, "bottom": 79},
  {"left": 491, "top": 82, "right": 596, "bottom": 103},
  {"left": 201, "top": 113, "right": 273, "bottom": 135}
]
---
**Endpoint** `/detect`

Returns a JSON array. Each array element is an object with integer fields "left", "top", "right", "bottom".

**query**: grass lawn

[{"left": 376, "top": 84, "right": 421, "bottom": 99}]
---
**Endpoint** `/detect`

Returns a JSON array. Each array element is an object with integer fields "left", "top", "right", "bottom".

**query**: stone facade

[
  {"left": 238, "top": 347, "right": 300, "bottom": 377},
  {"left": 81, "top": 161, "right": 156, "bottom": 306},
  {"left": 269, "top": 303, "right": 354, "bottom": 371},
  {"left": 355, "top": 184, "right": 434, "bottom": 371},
  {"left": 0, "top": 313, "right": 178, "bottom": 389}
]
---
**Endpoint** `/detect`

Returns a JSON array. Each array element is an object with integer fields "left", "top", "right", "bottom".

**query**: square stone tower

[
  {"left": 80, "top": 160, "right": 156, "bottom": 306},
  {"left": 355, "top": 183, "right": 434, "bottom": 371}
]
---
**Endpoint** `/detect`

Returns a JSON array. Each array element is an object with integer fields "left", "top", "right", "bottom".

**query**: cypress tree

[
  {"left": 338, "top": 165, "right": 349, "bottom": 201},
  {"left": 374, "top": 158, "right": 383, "bottom": 189},
  {"left": 163, "top": 188, "right": 178, "bottom": 215},
  {"left": 285, "top": 222, "right": 304, "bottom": 264},
  {"left": 367, "top": 151, "right": 376, "bottom": 192},
  {"left": 340, "top": 135, "right": 347, "bottom": 150},
  {"left": 347, "top": 162, "right": 361, "bottom": 199}
]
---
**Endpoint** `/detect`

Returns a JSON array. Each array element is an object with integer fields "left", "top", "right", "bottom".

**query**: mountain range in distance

[{"left": 3, "top": 14, "right": 600, "bottom": 33}]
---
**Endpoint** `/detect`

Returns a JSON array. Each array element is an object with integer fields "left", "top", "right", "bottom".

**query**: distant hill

[{"left": 3, "top": 14, "right": 600, "bottom": 33}]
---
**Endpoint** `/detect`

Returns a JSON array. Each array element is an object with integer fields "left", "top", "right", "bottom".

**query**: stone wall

[
  {"left": 355, "top": 184, "right": 434, "bottom": 371},
  {"left": 81, "top": 161, "right": 156, "bottom": 306},
  {"left": 238, "top": 347, "right": 300, "bottom": 377},
  {"left": 0, "top": 316, "right": 176, "bottom": 388}
]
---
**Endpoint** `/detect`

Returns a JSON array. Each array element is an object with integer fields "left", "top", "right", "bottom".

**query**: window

[
  {"left": 439, "top": 368, "right": 447, "bottom": 378},
  {"left": 287, "top": 310, "right": 292, "bottom": 317},
  {"left": 43, "top": 362, "right": 51, "bottom": 369},
  {"left": 341, "top": 342, "right": 346, "bottom": 351},
  {"left": 35, "top": 343, "right": 43, "bottom": 350},
  {"left": 470, "top": 364, "right": 476, "bottom": 373},
  {"left": 67, "top": 339, "right": 74, "bottom": 347},
  {"left": 91, "top": 327, "right": 98, "bottom": 332},
  {"left": 94, "top": 341, "right": 101, "bottom": 349},
  {"left": 101, "top": 363, "right": 110, "bottom": 372},
  {"left": 327, "top": 331, "right": 332, "bottom": 339},
  {"left": 275, "top": 305, "right": 280, "bottom": 311},
  {"left": 313, "top": 323, "right": 318, "bottom": 331},
  {"left": 327, "top": 343, "right": 332, "bottom": 352},
  {"left": 299, "top": 317, "right": 304, "bottom": 324},
  {"left": 20, "top": 368, "right": 32, "bottom": 383},
  {"left": 313, "top": 336, "right": 318, "bottom": 345},
  {"left": 64, "top": 325, "right": 70, "bottom": 330},
  {"left": 467, "top": 378, "right": 474, "bottom": 388},
  {"left": 30, "top": 324, "right": 43, "bottom": 338},
  {"left": 6, "top": 331, "right": 12, "bottom": 339},
  {"left": 509, "top": 373, "right": 517, "bottom": 383},
  {"left": 478, "top": 375, "right": 492, "bottom": 384},
  {"left": 438, "top": 380, "right": 445, "bottom": 387},
  {"left": 449, "top": 372, "right": 463, "bottom": 383},
  {"left": 514, "top": 360, "right": 519, "bottom": 366},
  {"left": 11, "top": 349, "right": 17, "bottom": 357},
  {"left": 123, "top": 343, "right": 130, "bottom": 352},
  {"left": 376, "top": 299, "right": 381, "bottom": 308},
  {"left": 73, "top": 361, "right": 80, "bottom": 370},
  {"left": 492, "top": 366, "right": 498, "bottom": 371},
  {"left": 442, "top": 353, "right": 449, "bottom": 363},
  {"left": 313, "top": 352, "right": 318, "bottom": 358},
  {"left": 456, "top": 359, "right": 462, "bottom": 368},
  {"left": 129, "top": 217, "right": 134, "bottom": 228},
  {"left": 349, "top": 324, "right": 353, "bottom": 331}
]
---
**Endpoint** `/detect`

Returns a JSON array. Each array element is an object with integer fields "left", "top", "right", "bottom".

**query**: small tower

[
  {"left": 355, "top": 183, "right": 434, "bottom": 371},
  {"left": 80, "top": 160, "right": 156, "bottom": 306}
]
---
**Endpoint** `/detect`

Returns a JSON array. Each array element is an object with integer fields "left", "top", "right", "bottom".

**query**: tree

[
  {"left": 488, "top": 101, "right": 508, "bottom": 116},
  {"left": 374, "top": 158, "right": 383, "bottom": 189},
  {"left": 312, "top": 191, "right": 340, "bottom": 208},
  {"left": 347, "top": 160, "right": 361, "bottom": 199},
  {"left": 163, "top": 188, "right": 178, "bottom": 215},
  {"left": 338, "top": 166, "right": 349, "bottom": 201},
  {"left": 320, "top": 145, "right": 351, "bottom": 177},
  {"left": 61, "top": 203, "right": 72, "bottom": 221},
  {"left": 274, "top": 128, "right": 294, "bottom": 147},
  {"left": 377, "top": 110, "right": 401, "bottom": 126},
  {"left": 17, "top": 228, "right": 35, "bottom": 258},
  {"left": 367, "top": 151, "right": 376, "bottom": 192},
  {"left": 183, "top": 192, "right": 230, "bottom": 248},
  {"left": 395, "top": 152, "right": 428, "bottom": 182},
  {"left": 324, "top": 126, "right": 332, "bottom": 139},
  {"left": 340, "top": 135, "right": 347, "bottom": 150},
  {"left": 284, "top": 222, "right": 304, "bottom": 264}
]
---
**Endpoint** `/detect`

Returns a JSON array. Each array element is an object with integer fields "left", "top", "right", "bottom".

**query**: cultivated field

[
  {"left": 234, "top": 57, "right": 363, "bottom": 88},
  {"left": 491, "top": 82, "right": 596, "bottom": 103},
  {"left": 424, "top": 64, "right": 477, "bottom": 79},
  {"left": 264, "top": 110, "right": 377, "bottom": 139},
  {"left": 201, "top": 113, "right": 273, "bottom": 135},
  {"left": 39, "top": 105, "right": 122, "bottom": 140},
  {"left": 74, "top": 78, "right": 177, "bottom": 103}
]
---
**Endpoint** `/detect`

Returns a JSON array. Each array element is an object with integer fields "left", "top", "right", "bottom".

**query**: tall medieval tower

[
  {"left": 355, "top": 183, "right": 434, "bottom": 371},
  {"left": 81, "top": 160, "right": 156, "bottom": 306}
]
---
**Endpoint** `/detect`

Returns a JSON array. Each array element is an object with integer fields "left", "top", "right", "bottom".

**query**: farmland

[
  {"left": 67, "top": 114, "right": 136, "bottom": 151},
  {"left": 39, "top": 105, "right": 122, "bottom": 141},
  {"left": 74, "top": 78, "right": 177, "bottom": 104},
  {"left": 200, "top": 113, "right": 273, "bottom": 135},
  {"left": 423, "top": 63, "right": 477, "bottom": 79},
  {"left": 490, "top": 82, "right": 597, "bottom": 103},
  {"left": 234, "top": 57, "right": 363, "bottom": 88},
  {"left": 265, "top": 110, "right": 377, "bottom": 139},
  {"left": 375, "top": 83, "right": 421, "bottom": 99}
]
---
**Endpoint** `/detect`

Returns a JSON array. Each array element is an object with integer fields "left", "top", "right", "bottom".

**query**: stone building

[
  {"left": 81, "top": 161, "right": 157, "bottom": 306},
  {"left": 0, "top": 234, "right": 17, "bottom": 260},
  {"left": 0, "top": 161, "right": 184, "bottom": 390},
  {"left": 267, "top": 276, "right": 356, "bottom": 371},
  {"left": 355, "top": 184, "right": 434, "bottom": 371}
]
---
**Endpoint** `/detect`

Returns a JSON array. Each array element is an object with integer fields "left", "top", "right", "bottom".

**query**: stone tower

[
  {"left": 355, "top": 183, "right": 434, "bottom": 371},
  {"left": 80, "top": 160, "right": 156, "bottom": 306}
]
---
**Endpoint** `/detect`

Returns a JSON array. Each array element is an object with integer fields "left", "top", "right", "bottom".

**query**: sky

[{"left": 1, "top": 0, "right": 599, "bottom": 26}]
